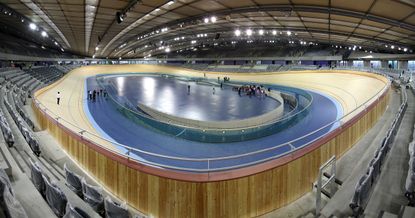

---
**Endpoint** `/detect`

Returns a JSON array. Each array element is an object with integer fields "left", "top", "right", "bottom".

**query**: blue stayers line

[
  {"left": 310, "top": 89, "right": 343, "bottom": 131},
  {"left": 83, "top": 77, "right": 147, "bottom": 162}
]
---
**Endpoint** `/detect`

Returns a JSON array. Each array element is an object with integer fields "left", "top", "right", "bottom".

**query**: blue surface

[
  {"left": 85, "top": 75, "right": 341, "bottom": 171},
  {"left": 102, "top": 75, "right": 280, "bottom": 121}
]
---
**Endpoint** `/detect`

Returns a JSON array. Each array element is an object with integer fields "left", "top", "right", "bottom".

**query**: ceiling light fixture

[
  {"left": 210, "top": 16, "right": 217, "bottom": 23},
  {"left": 246, "top": 29, "right": 252, "bottom": 36},
  {"left": 116, "top": 11, "right": 125, "bottom": 24},
  {"left": 29, "top": 23, "right": 37, "bottom": 30},
  {"left": 116, "top": 0, "right": 142, "bottom": 24}
]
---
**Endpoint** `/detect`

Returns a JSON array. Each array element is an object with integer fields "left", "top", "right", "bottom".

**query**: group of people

[
  {"left": 87, "top": 89, "right": 107, "bottom": 102},
  {"left": 235, "top": 85, "right": 268, "bottom": 97},
  {"left": 217, "top": 76, "right": 231, "bottom": 83}
]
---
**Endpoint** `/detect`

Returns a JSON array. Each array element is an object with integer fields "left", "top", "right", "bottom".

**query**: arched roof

[{"left": 2, "top": 0, "right": 414, "bottom": 58}]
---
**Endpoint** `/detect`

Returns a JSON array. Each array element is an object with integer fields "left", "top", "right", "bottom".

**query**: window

[
  {"left": 370, "top": 61, "right": 381, "bottom": 68},
  {"left": 353, "top": 60, "right": 363, "bottom": 67},
  {"left": 408, "top": 61, "right": 415, "bottom": 70}
]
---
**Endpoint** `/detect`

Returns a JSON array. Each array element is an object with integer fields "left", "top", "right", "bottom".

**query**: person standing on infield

[{"left": 56, "top": 92, "right": 61, "bottom": 105}]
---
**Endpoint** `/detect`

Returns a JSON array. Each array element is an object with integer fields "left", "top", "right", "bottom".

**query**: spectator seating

[
  {"left": 30, "top": 161, "right": 46, "bottom": 196},
  {"left": 64, "top": 163, "right": 83, "bottom": 197},
  {"left": 43, "top": 174, "right": 68, "bottom": 217},
  {"left": 24, "top": 66, "right": 67, "bottom": 84},
  {"left": 404, "top": 86, "right": 415, "bottom": 206},
  {"left": 3, "top": 95, "right": 41, "bottom": 156},
  {"left": 104, "top": 197, "right": 129, "bottom": 218},
  {"left": 0, "top": 107, "right": 14, "bottom": 147},
  {"left": 31, "top": 161, "right": 109, "bottom": 217},
  {"left": 180, "top": 63, "right": 321, "bottom": 73},
  {"left": 81, "top": 178, "right": 104, "bottom": 214},
  {"left": 63, "top": 203, "right": 90, "bottom": 218},
  {"left": 2, "top": 65, "right": 136, "bottom": 217},
  {"left": 349, "top": 86, "right": 408, "bottom": 216}
]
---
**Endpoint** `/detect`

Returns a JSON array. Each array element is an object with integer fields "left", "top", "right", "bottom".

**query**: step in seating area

[
  {"left": 0, "top": 168, "right": 28, "bottom": 217},
  {"left": 349, "top": 87, "right": 408, "bottom": 216}
]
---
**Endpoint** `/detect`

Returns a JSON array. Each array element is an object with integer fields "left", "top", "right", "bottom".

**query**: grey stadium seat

[
  {"left": 63, "top": 203, "right": 90, "bottom": 218},
  {"left": 64, "top": 163, "right": 83, "bottom": 197},
  {"left": 369, "top": 156, "right": 382, "bottom": 180},
  {"left": 43, "top": 175, "right": 68, "bottom": 217},
  {"left": 104, "top": 196, "right": 129, "bottom": 218},
  {"left": 81, "top": 178, "right": 104, "bottom": 214},
  {"left": 30, "top": 161, "right": 46, "bottom": 195}
]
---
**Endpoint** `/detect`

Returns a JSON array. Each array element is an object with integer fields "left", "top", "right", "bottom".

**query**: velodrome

[{"left": 0, "top": 1, "right": 414, "bottom": 217}]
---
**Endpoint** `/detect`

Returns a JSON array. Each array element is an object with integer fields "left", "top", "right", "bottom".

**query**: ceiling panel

[
  {"left": 370, "top": 0, "right": 415, "bottom": 20},
  {"left": 0, "top": 0, "right": 413, "bottom": 57},
  {"left": 331, "top": 0, "right": 375, "bottom": 12}
]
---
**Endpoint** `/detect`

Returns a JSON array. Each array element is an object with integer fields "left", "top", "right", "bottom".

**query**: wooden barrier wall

[{"left": 32, "top": 86, "right": 389, "bottom": 218}]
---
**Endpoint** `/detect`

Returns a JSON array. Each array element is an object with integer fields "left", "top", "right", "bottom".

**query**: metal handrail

[{"left": 33, "top": 68, "right": 391, "bottom": 172}]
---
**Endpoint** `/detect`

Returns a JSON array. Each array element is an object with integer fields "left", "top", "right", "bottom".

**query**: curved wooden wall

[{"left": 32, "top": 73, "right": 390, "bottom": 218}]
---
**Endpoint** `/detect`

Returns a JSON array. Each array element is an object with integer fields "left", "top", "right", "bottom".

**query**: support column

[
  {"left": 381, "top": 60, "right": 388, "bottom": 68},
  {"left": 364, "top": 60, "right": 370, "bottom": 68}
]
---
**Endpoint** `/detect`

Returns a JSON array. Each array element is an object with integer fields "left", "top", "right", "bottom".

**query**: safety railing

[{"left": 33, "top": 69, "right": 390, "bottom": 172}]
